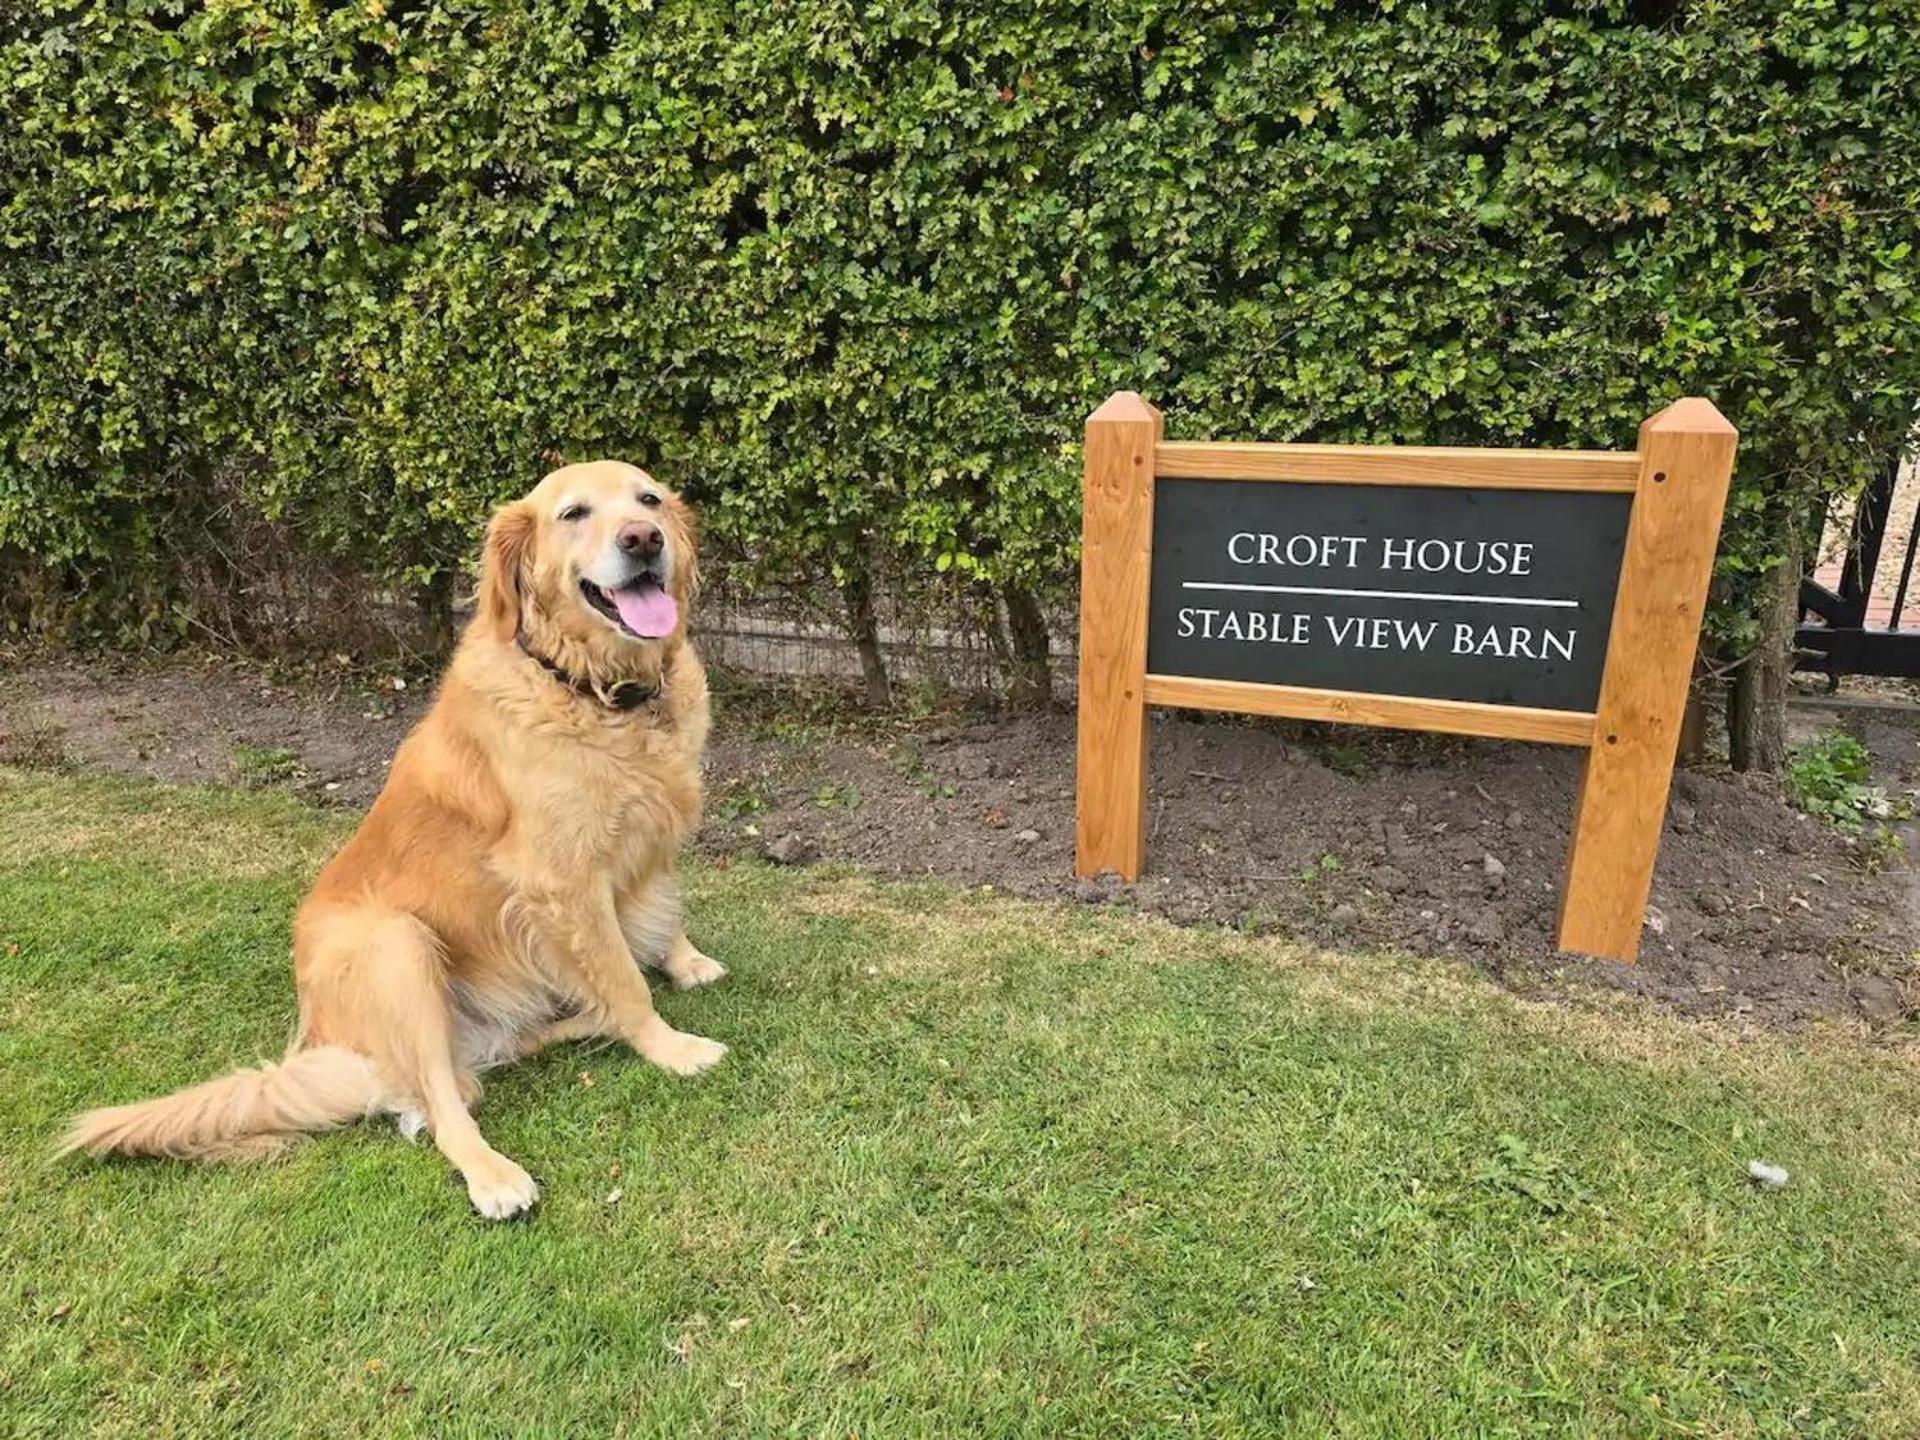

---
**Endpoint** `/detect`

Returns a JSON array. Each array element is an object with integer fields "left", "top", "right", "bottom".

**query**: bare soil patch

[{"left": 5, "top": 652, "right": 1915, "bottom": 1030}]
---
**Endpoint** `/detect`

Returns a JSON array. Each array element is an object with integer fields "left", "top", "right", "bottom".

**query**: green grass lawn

[{"left": 2, "top": 767, "right": 1918, "bottom": 1437}]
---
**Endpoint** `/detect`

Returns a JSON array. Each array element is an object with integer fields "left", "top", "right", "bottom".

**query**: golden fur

[{"left": 63, "top": 462, "right": 728, "bottom": 1218}]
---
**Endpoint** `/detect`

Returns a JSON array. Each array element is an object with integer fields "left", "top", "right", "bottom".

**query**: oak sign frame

[{"left": 1073, "top": 391, "right": 1737, "bottom": 964}]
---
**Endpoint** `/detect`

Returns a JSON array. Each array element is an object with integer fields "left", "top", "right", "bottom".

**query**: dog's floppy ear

[{"left": 479, "top": 500, "right": 536, "bottom": 639}]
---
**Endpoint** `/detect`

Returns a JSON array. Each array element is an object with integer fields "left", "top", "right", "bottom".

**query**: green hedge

[{"left": 4, "top": 0, "right": 1917, "bottom": 664}]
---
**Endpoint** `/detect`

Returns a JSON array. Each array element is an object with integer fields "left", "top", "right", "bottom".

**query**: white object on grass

[{"left": 1747, "top": 1159, "right": 1789, "bottom": 1190}]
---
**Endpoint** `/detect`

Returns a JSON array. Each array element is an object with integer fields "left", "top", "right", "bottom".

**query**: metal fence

[{"left": 1798, "top": 453, "right": 1920, "bottom": 683}]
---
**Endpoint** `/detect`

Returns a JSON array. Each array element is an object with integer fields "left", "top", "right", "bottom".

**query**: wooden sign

[{"left": 1074, "top": 392, "right": 1737, "bottom": 963}]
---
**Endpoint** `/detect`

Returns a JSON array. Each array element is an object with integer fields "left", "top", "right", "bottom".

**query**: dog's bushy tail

[{"left": 59, "top": 1046, "right": 385, "bottom": 1162}]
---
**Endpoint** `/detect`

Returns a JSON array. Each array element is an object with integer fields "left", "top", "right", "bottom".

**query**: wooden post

[
  {"left": 1558, "top": 398, "right": 1737, "bottom": 962},
  {"left": 1075, "top": 392, "right": 1162, "bottom": 879}
]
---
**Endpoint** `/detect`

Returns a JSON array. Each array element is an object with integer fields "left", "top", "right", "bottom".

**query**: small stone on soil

[
  {"left": 1013, "top": 829, "right": 1040, "bottom": 845},
  {"left": 1328, "top": 903, "right": 1360, "bottom": 930},
  {"left": 765, "top": 833, "right": 810, "bottom": 865},
  {"left": 1851, "top": 975, "right": 1907, "bottom": 1023}
]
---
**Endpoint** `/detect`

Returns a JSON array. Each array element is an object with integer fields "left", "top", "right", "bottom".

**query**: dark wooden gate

[{"left": 1798, "top": 454, "right": 1920, "bottom": 683}]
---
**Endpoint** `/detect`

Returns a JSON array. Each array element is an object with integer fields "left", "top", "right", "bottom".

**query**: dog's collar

[{"left": 515, "top": 631, "right": 665, "bottom": 711}]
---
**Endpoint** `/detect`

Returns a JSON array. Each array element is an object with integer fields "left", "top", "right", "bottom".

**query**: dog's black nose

[{"left": 617, "top": 522, "right": 663, "bottom": 558}]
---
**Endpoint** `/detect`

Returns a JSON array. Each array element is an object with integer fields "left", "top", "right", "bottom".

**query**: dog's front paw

[
  {"left": 633, "top": 1021, "right": 728, "bottom": 1077},
  {"left": 466, "top": 1156, "right": 540, "bottom": 1220},
  {"left": 666, "top": 947, "right": 728, "bottom": 991}
]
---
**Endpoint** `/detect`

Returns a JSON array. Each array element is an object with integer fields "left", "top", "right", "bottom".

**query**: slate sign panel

[{"left": 1146, "top": 478, "right": 1633, "bottom": 712}]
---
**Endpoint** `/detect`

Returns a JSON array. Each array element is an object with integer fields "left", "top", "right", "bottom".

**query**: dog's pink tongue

[{"left": 612, "top": 582, "right": 678, "bottom": 638}]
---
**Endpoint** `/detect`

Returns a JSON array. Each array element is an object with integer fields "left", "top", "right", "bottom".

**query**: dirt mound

[{"left": 5, "top": 653, "right": 1914, "bottom": 1029}]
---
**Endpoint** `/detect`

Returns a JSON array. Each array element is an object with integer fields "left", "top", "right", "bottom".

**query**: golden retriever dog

[{"left": 63, "top": 462, "right": 727, "bottom": 1218}]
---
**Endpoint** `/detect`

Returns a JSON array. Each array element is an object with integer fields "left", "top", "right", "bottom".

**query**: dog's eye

[
  {"left": 558, "top": 503, "right": 590, "bottom": 522},
  {"left": 638, "top": 492, "right": 662, "bottom": 509}
]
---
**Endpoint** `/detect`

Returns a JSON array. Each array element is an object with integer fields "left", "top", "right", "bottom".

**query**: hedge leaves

[{"left": 4, "top": 0, "right": 1916, "bottom": 661}]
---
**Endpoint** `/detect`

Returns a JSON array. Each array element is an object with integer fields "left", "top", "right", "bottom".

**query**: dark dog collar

[{"left": 515, "top": 632, "right": 664, "bottom": 711}]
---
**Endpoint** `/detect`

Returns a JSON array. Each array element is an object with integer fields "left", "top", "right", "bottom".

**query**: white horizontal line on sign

[{"left": 1180, "top": 581, "right": 1581, "bottom": 609}]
